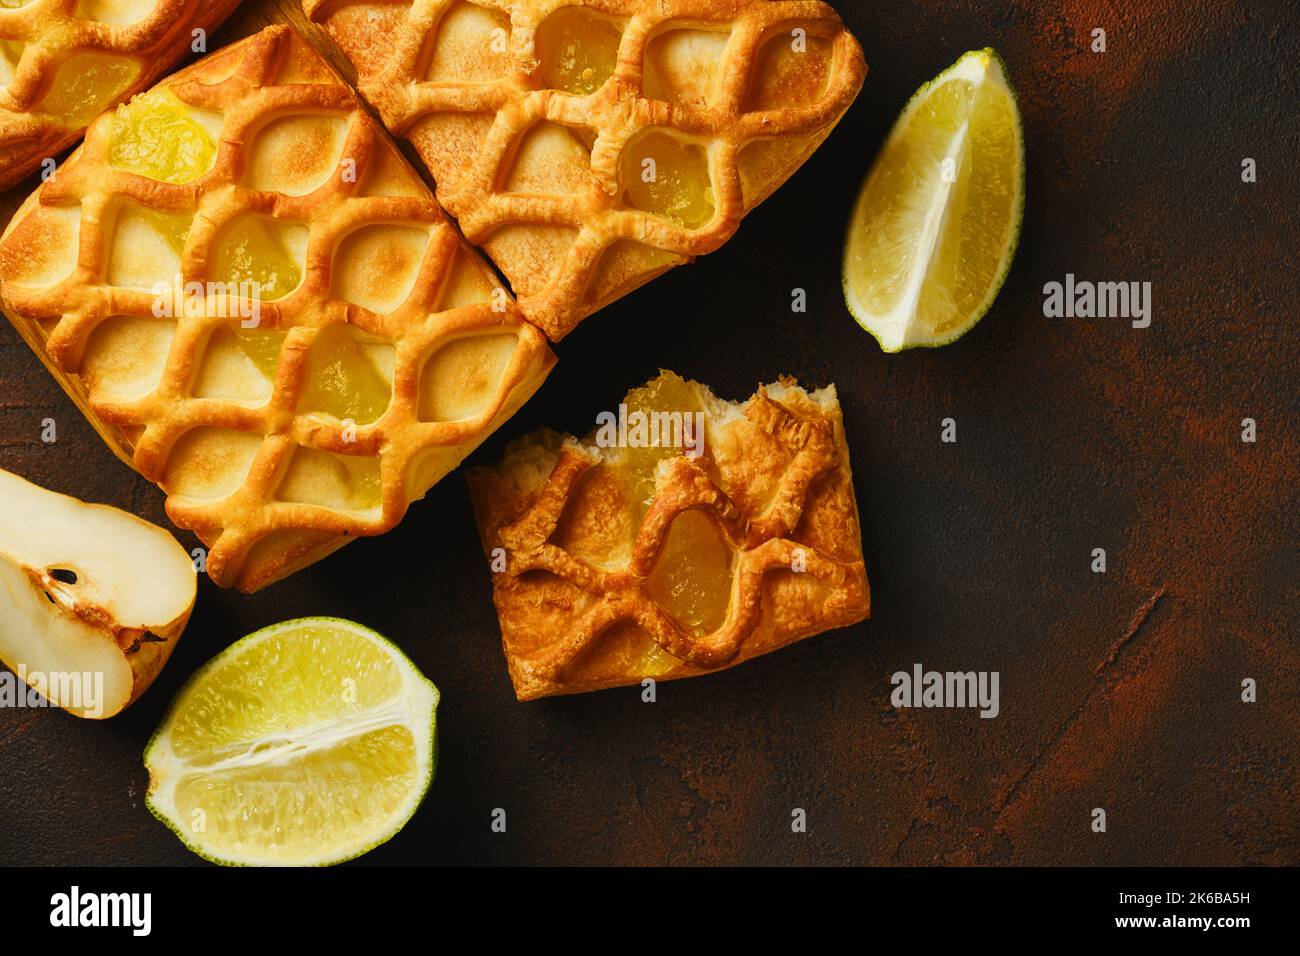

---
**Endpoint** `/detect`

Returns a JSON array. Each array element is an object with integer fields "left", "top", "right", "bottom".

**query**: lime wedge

[
  {"left": 843, "top": 49, "right": 1024, "bottom": 351},
  {"left": 144, "top": 617, "right": 438, "bottom": 867}
]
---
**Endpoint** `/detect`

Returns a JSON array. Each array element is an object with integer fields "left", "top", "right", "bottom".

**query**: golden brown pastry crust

[
  {"left": 0, "top": 0, "right": 242, "bottom": 191},
  {"left": 0, "top": 25, "right": 556, "bottom": 592},
  {"left": 467, "top": 373, "right": 869, "bottom": 700},
  {"left": 306, "top": 0, "right": 867, "bottom": 339}
]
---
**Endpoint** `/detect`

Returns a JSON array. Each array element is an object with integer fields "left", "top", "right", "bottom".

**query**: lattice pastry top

[
  {"left": 0, "top": 0, "right": 241, "bottom": 190},
  {"left": 307, "top": 0, "right": 867, "bottom": 339},
  {"left": 0, "top": 25, "right": 555, "bottom": 592},
  {"left": 467, "top": 370, "right": 869, "bottom": 699}
]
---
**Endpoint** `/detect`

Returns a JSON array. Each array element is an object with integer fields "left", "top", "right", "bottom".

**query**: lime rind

[
  {"left": 144, "top": 617, "right": 439, "bottom": 867},
  {"left": 843, "top": 48, "right": 1025, "bottom": 352}
]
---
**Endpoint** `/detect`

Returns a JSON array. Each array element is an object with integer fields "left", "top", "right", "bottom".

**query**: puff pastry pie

[
  {"left": 306, "top": 0, "right": 867, "bottom": 339},
  {"left": 0, "top": 0, "right": 241, "bottom": 191},
  {"left": 467, "top": 370, "right": 869, "bottom": 699},
  {"left": 0, "top": 25, "right": 555, "bottom": 592}
]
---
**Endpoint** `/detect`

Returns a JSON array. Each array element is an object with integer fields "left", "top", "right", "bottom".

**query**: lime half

[
  {"left": 145, "top": 617, "right": 438, "bottom": 867},
  {"left": 843, "top": 49, "right": 1024, "bottom": 351}
]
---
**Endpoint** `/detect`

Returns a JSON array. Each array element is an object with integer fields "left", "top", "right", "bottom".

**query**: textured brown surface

[{"left": 0, "top": 0, "right": 1297, "bottom": 865}]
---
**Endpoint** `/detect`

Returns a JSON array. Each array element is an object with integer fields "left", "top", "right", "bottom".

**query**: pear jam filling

[
  {"left": 614, "top": 372, "right": 733, "bottom": 637},
  {"left": 537, "top": 7, "right": 622, "bottom": 95},
  {"left": 232, "top": 328, "right": 286, "bottom": 381},
  {"left": 300, "top": 326, "right": 393, "bottom": 425},
  {"left": 212, "top": 217, "right": 305, "bottom": 302},
  {"left": 621, "top": 131, "right": 715, "bottom": 228},
  {"left": 109, "top": 88, "right": 217, "bottom": 183},
  {"left": 41, "top": 52, "right": 140, "bottom": 125}
]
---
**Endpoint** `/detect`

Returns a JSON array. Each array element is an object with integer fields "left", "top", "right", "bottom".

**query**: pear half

[{"left": 0, "top": 468, "right": 196, "bottom": 718}]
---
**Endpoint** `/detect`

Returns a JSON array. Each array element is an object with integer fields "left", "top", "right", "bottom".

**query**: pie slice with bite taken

[{"left": 467, "top": 370, "right": 870, "bottom": 699}]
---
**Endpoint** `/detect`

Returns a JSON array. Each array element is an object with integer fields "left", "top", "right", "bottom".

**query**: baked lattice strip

[
  {"left": 467, "top": 370, "right": 870, "bottom": 699},
  {"left": 0, "top": 24, "right": 556, "bottom": 591},
  {"left": 0, "top": 0, "right": 241, "bottom": 190},
  {"left": 306, "top": 0, "right": 867, "bottom": 339}
]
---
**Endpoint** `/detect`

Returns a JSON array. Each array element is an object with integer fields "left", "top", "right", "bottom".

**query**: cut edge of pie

[{"left": 467, "top": 369, "right": 870, "bottom": 700}]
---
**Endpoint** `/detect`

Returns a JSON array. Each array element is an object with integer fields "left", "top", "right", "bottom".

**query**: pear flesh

[{"left": 0, "top": 468, "right": 196, "bottom": 718}]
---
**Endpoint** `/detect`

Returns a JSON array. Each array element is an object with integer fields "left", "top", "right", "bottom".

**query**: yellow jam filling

[
  {"left": 213, "top": 218, "right": 303, "bottom": 302},
  {"left": 138, "top": 207, "right": 190, "bottom": 254},
  {"left": 621, "top": 132, "right": 714, "bottom": 228},
  {"left": 109, "top": 88, "right": 216, "bottom": 184},
  {"left": 347, "top": 457, "right": 383, "bottom": 509},
  {"left": 537, "top": 8, "right": 621, "bottom": 95},
  {"left": 645, "top": 510, "right": 733, "bottom": 637},
  {"left": 40, "top": 53, "right": 138, "bottom": 125},
  {"left": 302, "top": 329, "right": 391, "bottom": 425},
  {"left": 233, "top": 328, "right": 286, "bottom": 380},
  {"left": 617, "top": 372, "right": 732, "bottom": 636},
  {"left": 619, "top": 370, "right": 701, "bottom": 516},
  {"left": 0, "top": 39, "right": 24, "bottom": 80}
]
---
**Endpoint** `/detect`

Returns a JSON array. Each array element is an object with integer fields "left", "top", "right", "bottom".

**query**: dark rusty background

[{"left": 0, "top": 0, "right": 1296, "bottom": 866}]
